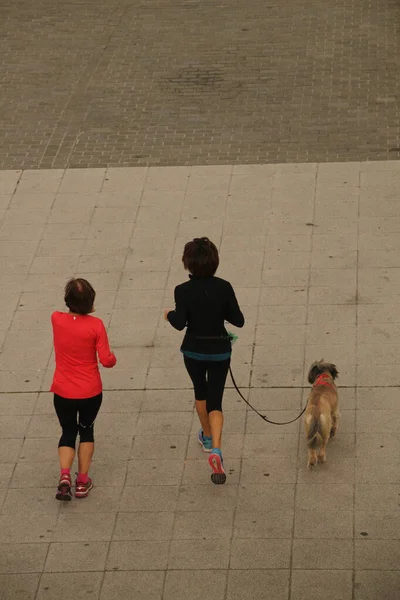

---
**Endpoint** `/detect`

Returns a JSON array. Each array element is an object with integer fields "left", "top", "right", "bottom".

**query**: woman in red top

[{"left": 51, "top": 278, "right": 116, "bottom": 501}]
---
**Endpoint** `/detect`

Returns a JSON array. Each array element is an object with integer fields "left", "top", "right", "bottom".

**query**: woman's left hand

[{"left": 163, "top": 309, "right": 171, "bottom": 321}]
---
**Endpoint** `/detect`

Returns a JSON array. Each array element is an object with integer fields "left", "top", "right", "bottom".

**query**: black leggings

[
  {"left": 54, "top": 393, "right": 103, "bottom": 449},
  {"left": 184, "top": 356, "right": 230, "bottom": 413}
]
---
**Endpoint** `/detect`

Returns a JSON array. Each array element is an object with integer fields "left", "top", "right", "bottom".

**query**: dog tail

[{"left": 306, "top": 407, "right": 324, "bottom": 450}]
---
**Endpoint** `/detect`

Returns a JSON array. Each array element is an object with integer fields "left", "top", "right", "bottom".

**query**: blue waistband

[{"left": 182, "top": 350, "right": 231, "bottom": 362}]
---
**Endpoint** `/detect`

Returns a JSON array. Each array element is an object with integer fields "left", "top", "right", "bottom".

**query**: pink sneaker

[
  {"left": 55, "top": 473, "right": 72, "bottom": 502},
  {"left": 75, "top": 477, "right": 93, "bottom": 498},
  {"left": 208, "top": 449, "right": 226, "bottom": 485}
]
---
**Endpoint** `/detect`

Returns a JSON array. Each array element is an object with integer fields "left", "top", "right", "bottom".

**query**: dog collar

[{"left": 313, "top": 374, "right": 335, "bottom": 389}]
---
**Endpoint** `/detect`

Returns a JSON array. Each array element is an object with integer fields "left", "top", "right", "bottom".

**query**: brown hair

[
  {"left": 182, "top": 237, "right": 219, "bottom": 277},
  {"left": 64, "top": 278, "right": 96, "bottom": 315}
]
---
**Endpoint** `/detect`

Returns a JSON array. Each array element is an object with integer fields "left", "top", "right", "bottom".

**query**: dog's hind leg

[
  {"left": 318, "top": 414, "right": 330, "bottom": 463},
  {"left": 317, "top": 439, "right": 328, "bottom": 464},
  {"left": 330, "top": 410, "right": 340, "bottom": 439},
  {"left": 307, "top": 448, "right": 318, "bottom": 469}
]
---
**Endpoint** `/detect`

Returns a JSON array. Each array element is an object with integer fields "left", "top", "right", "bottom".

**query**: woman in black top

[{"left": 164, "top": 237, "right": 245, "bottom": 484}]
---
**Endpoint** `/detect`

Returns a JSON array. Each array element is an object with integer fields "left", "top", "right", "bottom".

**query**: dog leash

[
  {"left": 229, "top": 366, "right": 307, "bottom": 425},
  {"left": 191, "top": 333, "right": 307, "bottom": 425}
]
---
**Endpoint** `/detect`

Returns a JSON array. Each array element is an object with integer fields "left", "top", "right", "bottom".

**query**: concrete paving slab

[{"left": 0, "top": 162, "right": 399, "bottom": 599}]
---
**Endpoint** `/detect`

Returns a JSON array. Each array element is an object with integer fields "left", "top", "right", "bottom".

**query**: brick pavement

[
  {"left": 2, "top": 0, "right": 400, "bottom": 169},
  {"left": 1, "top": 163, "right": 400, "bottom": 599}
]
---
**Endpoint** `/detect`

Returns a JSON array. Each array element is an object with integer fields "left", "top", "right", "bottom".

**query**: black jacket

[{"left": 167, "top": 275, "right": 245, "bottom": 354}]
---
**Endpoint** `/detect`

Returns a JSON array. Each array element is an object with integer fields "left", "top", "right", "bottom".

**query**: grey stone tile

[
  {"left": 0, "top": 488, "right": 7, "bottom": 510},
  {"left": 101, "top": 368, "right": 147, "bottom": 390},
  {"left": 146, "top": 366, "right": 194, "bottom": 390},
  {"left": 356, "top": 484, "right": 400, "bottom": 511},
  {"left": 297, "top": 458, "right": 355, "bottom": 484},
  {"left": 95, "top": 413, "right": 138, "bottom": 438},
  {"left": 100, "top": 571, "right": 164, "bottom": 600},
  {"left": 0, "top": 393, "right": 37, "bottom": 416},
  {"left": 357, "top": 364, "right": 400, "bottom": 386},
  {"left": 230, "top": 538, "right": 291, "bottom": 569},
  {"left": 257, "top": 304, "right": 307, "bottom": 325},
  {"left": 168, "top": 538, "right": 230, "bottom": 569},
  {"left": 243, "top": 433, "right": 298, "bottom": 458},
  {"left": 355, "top": 511, "right": 400, "bottom": 540},
  {"left": 356, "top": 433, "right": 400, "bottom": 460},
  {"left": 291, "top": 570, "right": 353, "bottom": 600},
  {"left": 131, "top": 434, "right": 188, "bottom": 460},
  {"left": 114, "top": 289, "right": 164, "bottom": 310},
  {"left": 237, "top": 484, "right": 295, "bottom": 512},
  {"left": 355, "top": 455, "right": 399, "bottom": 484},
  {"left": 107, "top": 540, "right": 169, "bottom": 570},
  {"left": 25, "top": 414, "right": 60, "bottom": 438},
  {"left": 294, "top": 509, "right": 354, "bottom": 539},
  {"left": 354, "top": 571, "right": 400, "bottom": 600},
  {"left": 0, "top": 574, "right": 40, "bottom": 600},
  {"left": 58, "top": 169, "right": 105, "bottom": 193},
  {"left": 89, "top": 438, "right": 134, "bottom": 463},
  {"left": 0, "top": 514, "right": 57, "bottom": 543},
  {"left": 226, "top": 570, "right": 289, "bottom": 600},
  {"left": 173, "top": 510, "right": 234, "bottom": 540},
  {"left": 233, "top": 510, "right": 294, "bottom": 539},
  {"left": 356, "top": 410, "right": 400, "bottom": 434},
  {"left": 136, "top": 411, "right": 192, "bottom": 435},
  {"left": 18, "top": 438, "right": 59, "bottom": 462},
  {"left": 295, "top": 484, "right": 354, "bottom": 511},
  {"left": 33, "top": 392, "right": 56, "bottom": 415},
  {"left": 245, "top": 411, "right": 300, "bottom": 435},
  {"left": 357, "top": 388, "right": 400, "bottom": 410},
  {"left": 0, "top": 438, "right": 22, "bottom": 463},
  {"left": 252, "top": 343, "right": 305, "bottom": 367},
  {"left": 0, "top": 415, "right": 30, "bottom": 439},
  {"left": 355, "top": 540, "right": 400, "bottom": 570},
  {"left": 52, "top": 513, "right": 116, "bottom": 542},
  {"left": 177, "top": 484, "right": 238, "bottom": 512},
  {"left": 259, "top": 286, "right": 308, "bottom": 306},
  {"left": 60, "top": 487, "right": 123, "bottom": 515},
  {"left": 140, "top": 389, "right": 194, "bottom": 412},
  {"left": 0, "top": 345, "right": 52, "bottom": 371},
  {"left": 240, "top": 458, "right": 297, "bottom": 484},
  {"left": 251, "top": 365, "right": 304, "bottom": 387},
  {"left": 120, "top": 485, "right": 178, "bottom": 512},
  {"left": 2, "top": 488, "right": 60, "bottom": 514},
  {"left": 113, "top": 512, "right": 174, "bottom": 541},
  {"left": 36, "top": 573, "right": 103, "bottom": 600},
  {"left": 248, "top": 388, "right": 303, "bottom": 411},
  {"left": 292, "top": 539, "right": 353, "bottom": 569},
  {"left": 44, "top": 542, "right": 108, "bottom": 572},
  {"left": 0, "top": 463, "right": 14, "bottom": 487},
  {"left": 164, "top": 570, "right": 227, "bottom": 600},
  {"left": 0, "top": 543, "right": 48, "bottom": 573},
  {"left": 119, "top": 270, "right": 168, "bottom": 290},
  {"left": 126, "top": 459, "right": 184, "bottom": 486}
]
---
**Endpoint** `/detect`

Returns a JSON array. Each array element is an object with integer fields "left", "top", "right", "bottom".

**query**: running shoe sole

[
  {"left": 208, "top": 452, "right": 226, "bottom": 485},
  {"left": 75, "top": 480, "right": 93, "bottom": 498},
  {"left": 56, "top": 483, "right": 72, "bottom": 502}
]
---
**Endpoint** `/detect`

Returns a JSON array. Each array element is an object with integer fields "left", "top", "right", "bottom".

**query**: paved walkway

[
  {"left": 2, "top": 0, "right": 400, "bottom": 169},
  {"left": 0, "top": 162, "right": 399, "bottom": 599}
]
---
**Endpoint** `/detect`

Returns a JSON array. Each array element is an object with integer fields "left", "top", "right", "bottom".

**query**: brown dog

[{"left": 304, "top": 360, "right": 339, "bottom": 469}]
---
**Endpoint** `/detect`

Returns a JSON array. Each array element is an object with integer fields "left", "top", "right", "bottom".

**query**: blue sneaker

[
  {"left": 198, "top": 429, "right": 213, "bottom": 453},
  {"left": 208, "top": 448, "right": 226, "bottom": 485}
]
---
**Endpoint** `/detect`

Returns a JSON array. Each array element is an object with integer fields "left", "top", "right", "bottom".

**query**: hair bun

[{"left": 196, "top": 237, "right": 210, "bottom": 246}]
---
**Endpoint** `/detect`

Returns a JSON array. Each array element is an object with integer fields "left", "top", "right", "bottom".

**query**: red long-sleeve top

[{"left": 50, "top": 311, "right": 116, "bottom": 399}]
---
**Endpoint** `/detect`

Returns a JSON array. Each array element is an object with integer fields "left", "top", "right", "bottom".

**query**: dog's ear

[
  {"left": 308, "top": 361, "right": 323, "bottom": 384},
  {"left": 326, "top": 363, "right": 339, "bottom": 380}
]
